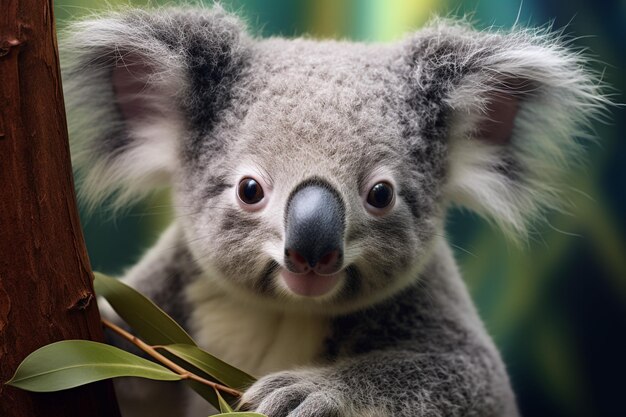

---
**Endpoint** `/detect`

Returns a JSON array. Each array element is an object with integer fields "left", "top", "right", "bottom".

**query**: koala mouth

[{"left": 280, "top": 269, "right": 342, "bottom": 297}]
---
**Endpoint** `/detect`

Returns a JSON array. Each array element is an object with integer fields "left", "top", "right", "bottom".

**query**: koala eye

[
  {"left": 366, "top": 182, "right": 394, "bottom": 210},
  {"left": 237, "top": 178, "right": 264, "bottom": 205}
]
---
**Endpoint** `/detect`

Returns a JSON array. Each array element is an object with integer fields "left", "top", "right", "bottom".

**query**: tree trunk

[{"left": 0, "top": 1, "right": 121, "bottom": 416}]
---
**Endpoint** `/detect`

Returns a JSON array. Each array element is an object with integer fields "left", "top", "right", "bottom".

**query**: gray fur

[
  {"left": 62, "top": 5, "right": 607, "bottom": 417},
  {"left": 241, "top": 240, "right": 517, "bottom": 417}
]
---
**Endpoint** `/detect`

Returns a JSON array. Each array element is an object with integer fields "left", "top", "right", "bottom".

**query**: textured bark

[{"left": 0, "top": 1, "right": 121, "bottom": 416}]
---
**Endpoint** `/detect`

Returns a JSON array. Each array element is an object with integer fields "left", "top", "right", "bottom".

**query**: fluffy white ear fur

[
  {"left": 62, "top": 14, "right": 187, "bottom": 210},
  {"left": 441, "top": 23, "right": 608, "bottom": 239}
]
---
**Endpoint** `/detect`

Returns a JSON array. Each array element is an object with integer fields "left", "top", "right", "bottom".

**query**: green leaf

[
  {"left": 6, "top": 340, "right": 181, "bottom": 392},
  {"left": 94, "top": 272, "right": 196, "bottom": 346},
  {"left": 94, "top": 273, "right": 255, "bottom": 411},
  {"left": 216, "top": 388, "right": 235, "bottom": 412},
  {"left": 159, "top": 343, "right": 255, "bottom": 390}
]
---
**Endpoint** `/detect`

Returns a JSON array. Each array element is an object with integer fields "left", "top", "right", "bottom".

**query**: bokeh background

[{"left": 54, "top": 1, "right": 625, "bottom": 416}]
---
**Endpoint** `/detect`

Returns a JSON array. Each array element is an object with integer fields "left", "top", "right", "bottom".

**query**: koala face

[
  {"left": 173, "top": 39, "right": 445, "bottom": 313},
  {"left": 64, "top": 8, "right": 605, "bottom": 314}
]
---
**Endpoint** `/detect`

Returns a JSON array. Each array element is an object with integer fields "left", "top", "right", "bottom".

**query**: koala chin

[{"left": 62, "top": 5, "right": 606, "bottom": 417}]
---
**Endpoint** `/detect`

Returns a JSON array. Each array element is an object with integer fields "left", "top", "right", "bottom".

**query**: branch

[{"left": 102, "top": 319, "right": 242, "bottom": 397}]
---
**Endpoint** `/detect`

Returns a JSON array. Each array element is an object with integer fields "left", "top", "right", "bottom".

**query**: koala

[{"left": 62, "top": 5, "right": 606, "bottom": 417}]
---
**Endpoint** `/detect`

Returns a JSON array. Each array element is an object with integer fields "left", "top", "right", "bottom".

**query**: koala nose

[{"left": 284, "top": 182, "right": 344, "bottom": 275}]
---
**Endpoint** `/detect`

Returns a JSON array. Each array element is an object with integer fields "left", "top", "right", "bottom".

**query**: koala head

[{"left": 63, "top": 7, "right": 605, "bottom": 314}]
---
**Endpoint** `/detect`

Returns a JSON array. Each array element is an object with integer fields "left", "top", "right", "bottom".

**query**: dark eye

[
  {"left": 237, "top": 178, "right": 264, "bottom": 205},
  {"left": 366, "top": 182, "right": 394, "bottom": 209}
]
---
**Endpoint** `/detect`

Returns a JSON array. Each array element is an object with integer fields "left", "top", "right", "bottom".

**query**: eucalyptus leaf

[
  {"left": 216, "top": 388, "right": 235, "bottom": 412},
  {"left": 6, "top": 340, "right": 181, "bottom": 392},
  {"left": 94, "top": 272, "right": 196, "bottom": 346},
  {"left": 159, "top": 343, "right": 255, "bottom": 390},
  {"left": 94, "top": 272, "right": 256, "bottom": 411}
]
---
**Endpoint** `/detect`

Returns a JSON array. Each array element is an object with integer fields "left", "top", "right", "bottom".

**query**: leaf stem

[{"left": 102, "top": 319, "right": 242, "bottom": 397}]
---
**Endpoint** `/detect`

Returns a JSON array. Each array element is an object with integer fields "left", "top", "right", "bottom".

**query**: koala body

[{"left": 63, "top": 6, "right": 605, "bottom": 417}]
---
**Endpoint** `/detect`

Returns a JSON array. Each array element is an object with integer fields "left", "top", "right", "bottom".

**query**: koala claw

[{"left": 240, "top": 371, "right": 343, "bottom": 417}]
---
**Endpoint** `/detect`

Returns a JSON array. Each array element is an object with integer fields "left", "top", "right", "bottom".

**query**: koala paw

[{"left": 240, "top": 370, "right": 344, "bottom": 417}]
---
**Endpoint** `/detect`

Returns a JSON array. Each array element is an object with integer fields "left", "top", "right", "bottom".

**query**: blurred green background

[{"left": 55, "top": 1, "right": 626, "bottom": 416}]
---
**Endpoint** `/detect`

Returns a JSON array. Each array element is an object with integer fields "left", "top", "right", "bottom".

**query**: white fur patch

[
  {"left": 446, "top": 138, "right": 527, "bottom": 232},
  {"left": 186, "top": 278, "right": 330, "bottom": 378},
  {"left": 78, "top": 118, "right": 181, "bottom": 210}
]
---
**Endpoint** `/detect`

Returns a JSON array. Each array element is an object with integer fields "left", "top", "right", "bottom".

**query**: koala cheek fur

[{"left": 62, "top": 4, "right": 608, "bottom": 417}]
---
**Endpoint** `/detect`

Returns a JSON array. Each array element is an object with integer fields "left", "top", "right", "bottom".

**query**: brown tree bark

[{"left": 0, "top": 1, "right": 121, "bottom": 416}]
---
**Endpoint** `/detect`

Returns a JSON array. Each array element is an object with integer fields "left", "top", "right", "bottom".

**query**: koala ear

[
  {"left": 62, "top": 7, "right": 246, "bottom": 209},
  {"left": 403, "top": 21, "right": 608, "bottom": 239}
]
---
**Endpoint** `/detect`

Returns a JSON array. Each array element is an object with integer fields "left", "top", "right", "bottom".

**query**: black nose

[{"left": 284, "top": 182, "right": 344, "bottom": 275}]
